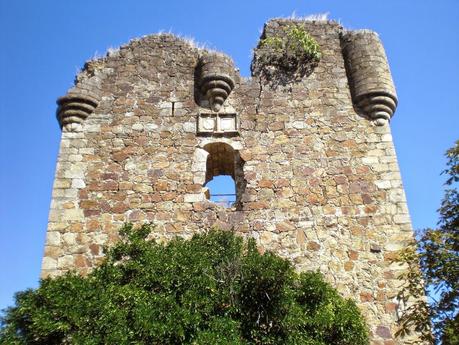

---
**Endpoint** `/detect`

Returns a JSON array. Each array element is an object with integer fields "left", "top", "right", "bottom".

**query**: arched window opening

[
  {"left": 203, "top": 142, "right": 246, "bottom": 209},
  {"left": 205, "top": 176, "right": 236, "bottom": 207}
]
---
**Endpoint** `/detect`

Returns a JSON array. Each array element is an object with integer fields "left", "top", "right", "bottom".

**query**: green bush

[
  {"left": 0, "top": 224, "right": 369, "bottom": 345},
  {"left": 252, "top": 23, "right": 321, "bottom": 85},
  {"left": 259, "top": 25, "right": 321, "bottom": 62}
]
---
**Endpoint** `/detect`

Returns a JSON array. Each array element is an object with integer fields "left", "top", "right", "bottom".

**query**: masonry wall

[{"left": 43, "top": 19, "right": 417, "bottom": 344}]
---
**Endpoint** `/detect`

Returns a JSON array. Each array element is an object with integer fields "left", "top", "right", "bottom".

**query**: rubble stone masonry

[{"left": 43, "top": 19, "right": 418, "bottom": 344}]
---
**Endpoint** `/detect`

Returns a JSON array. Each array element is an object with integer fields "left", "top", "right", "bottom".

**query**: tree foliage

[
  {"left": 396, "top": 140, "right": 459, "bottom": 344},
  {"left": 0, "top": 225, "right": 368, "bottom": 345}
]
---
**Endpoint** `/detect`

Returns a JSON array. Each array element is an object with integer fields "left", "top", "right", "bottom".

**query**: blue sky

[{"left": 0, "top": 0, "right": 458, "bottom": 312}]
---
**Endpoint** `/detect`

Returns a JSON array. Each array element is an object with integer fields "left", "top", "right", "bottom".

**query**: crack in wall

[{"left": 255, "top": 76, "right": 263, "bottom": 115}]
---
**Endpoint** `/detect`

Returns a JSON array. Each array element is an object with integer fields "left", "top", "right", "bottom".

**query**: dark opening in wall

[{"left": 203, "top": 142, "right": 246, "bottom": 209}]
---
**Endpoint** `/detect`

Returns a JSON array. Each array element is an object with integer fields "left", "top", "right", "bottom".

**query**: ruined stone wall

[{"left": 43, "top": 19, "right": 417, "bottom": 344}]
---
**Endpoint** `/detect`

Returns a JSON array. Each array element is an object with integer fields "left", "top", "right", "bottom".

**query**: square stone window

[{"left": 197, "top": 112, "right": 238, "bottom": 135}]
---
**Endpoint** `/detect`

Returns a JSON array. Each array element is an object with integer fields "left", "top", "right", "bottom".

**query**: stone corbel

[
  {"left": 57, "top": 90, "right": 100, "bottom": 132},
  {"left": 341, "top": 30, "right": 398, "bottom": 126},
  {"left": 198, "top": 53, "right": 235, "bottom": 112}
]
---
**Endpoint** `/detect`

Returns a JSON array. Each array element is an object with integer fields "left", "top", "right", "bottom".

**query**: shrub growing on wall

[
  {"left": 0, "top": 224, "right": 368, "bottom": 345},
  {"left": 251, "top": 23, "right": 321, "bottom": 86}
]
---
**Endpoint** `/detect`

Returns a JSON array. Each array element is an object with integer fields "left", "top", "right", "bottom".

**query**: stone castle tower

[{"left": 43, "top": 18, "right": 416, "bottom": 343}]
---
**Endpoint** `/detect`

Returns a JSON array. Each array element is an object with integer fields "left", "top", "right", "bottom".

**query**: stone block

[
  {"left": 42, "top": 257, "right": 58, "bottom": 270},
  {"left": 47, "top": 232, "right": 61, "bottom": 246},
  {"left": 184, "top": 193, "right": 205, "bottom": 203},
  {"left": 71, "top": 179, "right": 86, "bottom": 189},
  {"left": 393, "top": 214, "right": 411, "bottom": 224}
]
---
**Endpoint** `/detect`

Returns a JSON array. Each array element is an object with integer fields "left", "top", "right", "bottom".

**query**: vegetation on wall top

[
  {"left": 252, "top": 23, "right": 321, "bottom": 86},
  {"left": 259, "top": 25, "right": 321, "bottom": 62}
]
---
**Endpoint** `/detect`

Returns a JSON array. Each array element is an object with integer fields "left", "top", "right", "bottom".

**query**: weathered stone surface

[
  {"left": 342, "top": 30, "right": 397, "bottom": 126},
  {"left": 42, "top": 19, "right": 419, "bottom": 344}
]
